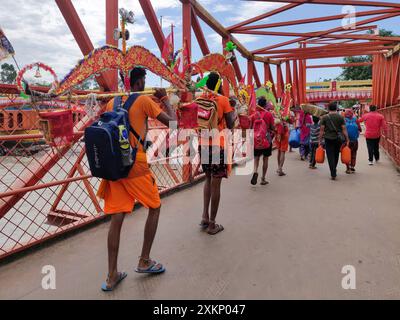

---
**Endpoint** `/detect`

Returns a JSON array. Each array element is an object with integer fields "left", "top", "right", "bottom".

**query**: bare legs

[
  {"left": 277, "top": 150, "right": 286, "bottom": 175},
  {"left": 138, "top": 206, "right": 161, "bottom": 269},
  {"left": 253, "top": 156, "right": 260, "bottom": 174},
  {"left": 106, "top": 213, "right": 126, "bottom": 287},
  {"left": 261, "top": 156, "right": 269, "bottom": 181},
  {"left": 202, "top": 173, "right": 212, "bottom": 223},
  {"left": 202, "top": 173, "right": 224, "bottom": 234},
  {"left": 106, "top": 206, "right": 162, "bottom": 286}
]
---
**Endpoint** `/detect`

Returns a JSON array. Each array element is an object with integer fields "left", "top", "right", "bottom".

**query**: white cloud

[
  {"left": 0, "top": 0, "right": 182, "bottom": 85},
  {"left": 225, "top": 2, "right": 284, "bottom": 24}
]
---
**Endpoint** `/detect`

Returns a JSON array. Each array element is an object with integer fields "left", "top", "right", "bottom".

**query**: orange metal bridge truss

[{"left": 0, "top": 0, "right": 399, "bottom": 259}]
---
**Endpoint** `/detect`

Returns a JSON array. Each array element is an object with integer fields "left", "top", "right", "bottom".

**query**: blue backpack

[
  {"left": 84, "top": 94, "right": 145, "bottom": 181},
  {"left": 289, "top": 128, "right": 301, "bottom": 148},
  {"left": 345, "top": 117, "right": 359, "bottom": 141}
]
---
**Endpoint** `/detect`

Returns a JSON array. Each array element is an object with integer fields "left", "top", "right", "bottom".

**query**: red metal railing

[
  {"left": 0, "top": 94, "right": 248, "bottom": 260},
  {"left": 379, "top": 104, "right": 400, "bottom": 168}
]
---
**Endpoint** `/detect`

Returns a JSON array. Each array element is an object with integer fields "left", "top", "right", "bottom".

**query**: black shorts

[
  {"left": 254, "top": 145, "right": 273, "bottom": 158},
  {"left": 199, "top": 146, "right": 228, "bottom": 179}
]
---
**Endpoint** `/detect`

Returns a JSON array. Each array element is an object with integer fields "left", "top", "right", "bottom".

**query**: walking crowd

[
  {"left": 92, "top": 68, "right": 388, "bottom": 292},
  {"left": 250, "top": 100, "right": 388, "bottom": 182}
]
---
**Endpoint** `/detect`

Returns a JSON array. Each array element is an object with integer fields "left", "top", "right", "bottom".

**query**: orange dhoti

[{"left": 97, "top": 152, "right": 161, "bottom": 214}]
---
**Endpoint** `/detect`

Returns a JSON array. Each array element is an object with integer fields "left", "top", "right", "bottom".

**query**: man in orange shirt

[
  {"left": 98, "top": 68, "right": 177, "bottom": 291},
  {"left": 199, "top": 73, "right": 236, "bottom": 235}
]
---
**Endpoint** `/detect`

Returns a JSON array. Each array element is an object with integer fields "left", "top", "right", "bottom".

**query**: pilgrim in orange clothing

[
  {"left": 198, "top": 72, "right": 236, "bottom": 236},
  {"left": 100, "top": 67, "right": 177, "bottom": 292},
  {"left": 97, "top": 95, "right": 162, "bottom": 214}
]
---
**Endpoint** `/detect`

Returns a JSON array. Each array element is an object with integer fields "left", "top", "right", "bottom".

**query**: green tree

[
  {"left": 0, "top": 63, "right": 17, "bottom": 83},
  {"left": 339, "top": 56, "right": 372, "bottom": 81},
  {"left": 339, "top": 29, "right": 398, "bottom": 81}
]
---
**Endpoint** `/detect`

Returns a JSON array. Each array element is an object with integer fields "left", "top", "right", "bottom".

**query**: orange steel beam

[
  {"left": 227, "top": 3, "right": 301, "bottom": 31},
  {"left": 237, "top": 8, "right": 399, "bottom": 31},
  {"left": 307, "top": 62, "right": 373, "bottom": 68},
  {"left": 285, "top": 61, "right": 292, "bottom": 85},
  {"left": 191, "top": 6, "right": 210, "bottom": 55},
  {"left": 185, "top": 0, "right": 279, "bottom": 64},
  {"left": 234, "top": 30, "right": 400, "bottom": 43},
  {"left": 252, "top": 61, "right": 262, "bottom": 88},
  {"left": 276, "top": 50, "right": 391, "bottom": 60},
  {"left": 261, "top": 41, "right": 393, "bottom": 55},
  {"left": 138, "top": 0, "right": 166, "bottom": 52},
  {"left": 182, "top": 0, "right": 192, "bottom": 56},
  {"left": 276, "top": 64, "right": 284, "bottom": 98},
  {"left": 232, "top": 57, "right": 243, "bottom": 83},
  {"left": 273, "top": 47, "right": 393, "bottom": 58},
  {"left": 390, "top": 53, "right": 400, "bottom": 105},
  {"left": 264, "top": 63, "right": 277, "bottom": 96},
  {"left": 55, "top": 0, "right": 113, "bottom": 91},
  {"left": 105, "top": 0, "right": 118, "bottom": 91},
  {"left": 252, "top": 11, "right": 400, "bottom": 54},
  {"left": 247, "top": 59, "right": 254, "bottom": 85},
  {"left": 292, "top": 60, "right": 300, "bottom": 104},
  {"left": 252, "top": 0, "right": 400, "bottom": 9}
]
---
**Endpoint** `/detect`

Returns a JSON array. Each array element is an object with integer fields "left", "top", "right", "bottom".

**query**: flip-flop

[
  {"left": 101, "top": 271, "right": 127, "bottom": 292},
  {"left": 135, "top": 261, "right": 166, "bottom": 274},
  {"left": 260, "top": 180, "right": 269, "bottom": 185},
  {"left": 207, "top": 224, "right": 224, "bottom": 235},
  {"left": 251, "top": 173, "right": 258, "bottom": 185},
  {"left": 278, "top": 171, "right": 286, "bottom": 176},
  {"left": 199, "top": 220, "right": 209, "bottom": 230}
]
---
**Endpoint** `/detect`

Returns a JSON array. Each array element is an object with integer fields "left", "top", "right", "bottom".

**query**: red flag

[
  {"left": 161, "top": 25, "right": 174, "bottom": 66},
  {"left": 173, "top": 38, "right": 190, "bottom": 78}
]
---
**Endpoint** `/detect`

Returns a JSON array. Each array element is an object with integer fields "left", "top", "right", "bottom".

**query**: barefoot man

[{"left": 199, "top": 73, "right": 236, "bottom": 235}]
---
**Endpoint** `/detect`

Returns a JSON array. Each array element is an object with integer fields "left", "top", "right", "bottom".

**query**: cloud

[
  {"left": 0, "top": 0, "right": 181, "bottom": 82},
  {"left": 226, "top": 1, "right": 284, "bottom": 24}
]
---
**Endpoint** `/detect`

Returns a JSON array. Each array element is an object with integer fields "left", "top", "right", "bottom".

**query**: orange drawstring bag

[
  {"left": 315, "top": 145, "right": 325, "bottom": 163},
  {"left": 341, "top": 145, "right": 351, "bottom": 164}
]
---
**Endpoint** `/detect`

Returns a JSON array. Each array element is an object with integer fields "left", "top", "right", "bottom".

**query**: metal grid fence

[
  {"left": 379, "top": 104, "right": 400, "bottom": 168},
  {"left": 0, "top": 95, "right": 248, "bottom": 259}
]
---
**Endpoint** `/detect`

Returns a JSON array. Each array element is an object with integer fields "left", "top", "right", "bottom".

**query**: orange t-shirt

[
  {"left": 106, "top": 95, "right": 162, "bottom": 158},
  {"left": 199, "top": 95, "right": 233, "bottom": 147}
]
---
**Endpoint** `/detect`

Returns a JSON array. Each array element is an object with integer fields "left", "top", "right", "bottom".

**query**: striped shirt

[{"left": 309, "top": 123, "right": 321, "bottom": 144}]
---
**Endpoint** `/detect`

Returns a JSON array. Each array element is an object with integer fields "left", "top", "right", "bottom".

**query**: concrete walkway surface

[{"left": 0, "top": 137, "right": 399, "bottom": 299}]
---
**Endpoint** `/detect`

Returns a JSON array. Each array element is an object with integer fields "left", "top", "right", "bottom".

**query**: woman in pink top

[{"left": 359, "top": 105, "right": 388, "bottom": 165}]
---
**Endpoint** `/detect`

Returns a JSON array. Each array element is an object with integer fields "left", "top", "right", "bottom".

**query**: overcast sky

[{"left": 1, "top": 0, "right": 399, "bottom": 87}]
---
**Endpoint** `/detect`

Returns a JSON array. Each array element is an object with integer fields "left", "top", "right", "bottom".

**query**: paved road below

[{"left": 1, "top": 137, "right": 399, "bottom": 299}]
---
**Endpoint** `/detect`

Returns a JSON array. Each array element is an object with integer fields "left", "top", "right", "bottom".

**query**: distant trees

[
  {"left": 338, "top": 29, "right": 398, "bottom": 81},
  {"left": 0, "top": 63, "right": 17, "bottom": 83}
]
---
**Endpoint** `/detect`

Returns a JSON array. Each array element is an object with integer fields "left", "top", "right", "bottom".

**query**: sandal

[
  {"left": 251, "top": 173, "right": 258, "bottom": 185},
  {"left": 207, "top": 221, "right": 224, "bottom": 235},
  {"left": 135, "top": 258, "right": 166, "bottom": 274},
  {"left": 101, "top": 271, "right": 127, "bottom": 292},
  {"left": 260, "top": 179, "right": 269, "bottom": 185},
  {"left": 199, "top": 220, "right": 209, "bottom": 230}
]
